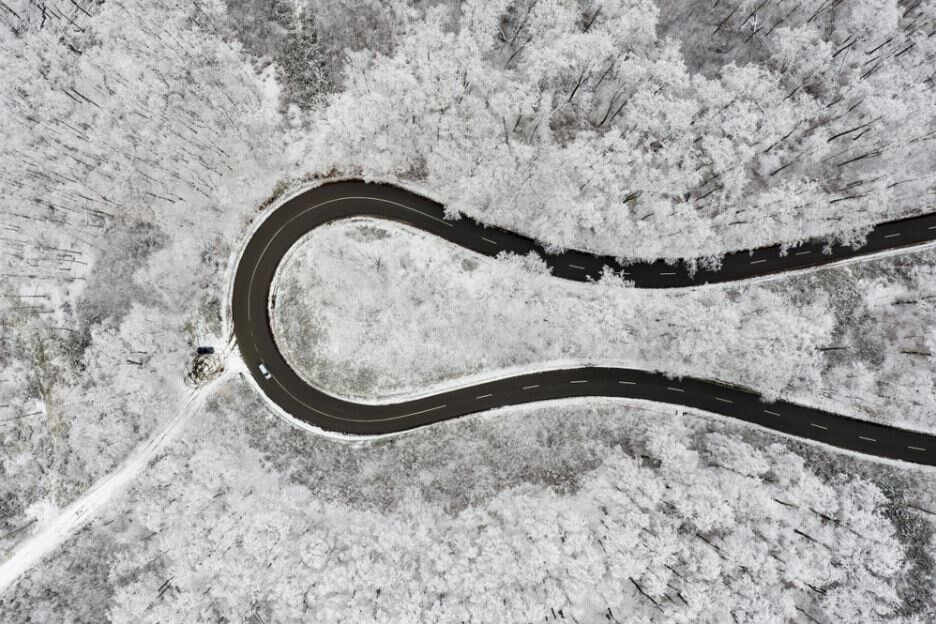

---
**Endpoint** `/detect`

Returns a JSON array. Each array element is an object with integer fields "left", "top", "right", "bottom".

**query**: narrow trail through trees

[{"left": 0, "top": 376, "right": 225, "bottom": 597}]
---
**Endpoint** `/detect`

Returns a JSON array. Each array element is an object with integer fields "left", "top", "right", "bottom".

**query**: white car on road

[{"left": 258, "top": 362, "right": 272, "bottom": 380}]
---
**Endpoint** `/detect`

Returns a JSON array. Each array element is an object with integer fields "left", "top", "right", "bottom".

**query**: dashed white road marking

[
  {"left": 248, "top": 193, "right": 936, "bottom": 457},
  {"left": 618, "top": 381, "right": 636, "bottom": 385}
]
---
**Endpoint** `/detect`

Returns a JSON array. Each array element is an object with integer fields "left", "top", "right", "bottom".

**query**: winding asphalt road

[{"left": 232, "top": 180, "right": 936, "bottom": 465}]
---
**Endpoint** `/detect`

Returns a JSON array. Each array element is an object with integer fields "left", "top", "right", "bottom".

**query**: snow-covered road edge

[{"left": 0, "top": 372, "right": 226, "bottom": 597}]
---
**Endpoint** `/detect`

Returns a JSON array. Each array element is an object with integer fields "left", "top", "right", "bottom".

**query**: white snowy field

[
  {"left": 1, "top": 376, "right": 934, "bottom": 624},
  {"left": 271, "top": 218, "right": 936, "bottom": 433}
]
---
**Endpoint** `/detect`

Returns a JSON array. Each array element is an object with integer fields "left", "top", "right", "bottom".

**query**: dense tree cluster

[
  {"left": 796, "top": 257, "right": 936, "bottom": 433},
  {"left": 272, "top": 218, "right": 832, "bottom": 402},
  {"left": 1, "top": 0, "right": 935, "bottom": 620},
  {"left": 313, "top": 0, "right": 936, "bottom": 260},
  {"left": 89, "top": 390, "right": 924, "bottom": 623},
  {"left": 0, "top": 0, "right": 294, "bottom": 555},
  {"left": 273, "top": 218, "right": 936, "bottom": 434}
]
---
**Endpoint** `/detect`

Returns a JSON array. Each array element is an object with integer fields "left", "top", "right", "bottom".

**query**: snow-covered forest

[
  {"left": 272, "top": 217, "right": 832, "bottom": 401},
  {"left": 1, "top": 0, "right": 296, "bottom": 565},
  {"left": 313, "top": 0, "right": 936, "bottom": 259},
  {"left": 5, "top": 380, "right": 936, "bottom": 623},
  {"left": 1, "top": 0, "right": 936, "bottom": 621},
  {"left": 272, "top": 217, "right": 936, "bottom": 433}
]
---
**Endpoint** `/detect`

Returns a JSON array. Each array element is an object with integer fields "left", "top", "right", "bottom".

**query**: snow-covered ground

[
  {"left": 2, "top": 0, "right": 936, "bottom": 620},
  {"left": 784, "top": 255, "right": 936, "bottom": 434},
  {"left": 0, "top": 378, "right": 219, "bottom": 597},
  {"left": 271, "top": 217, "right": 936, "bottom": 433},
  {"left": 311, "top": 0, "right": 936, "bottom": 261},
  {"left": 271, "top": 217, "right": 831, "bottom": 400},
  {"left": 0, "top": 0, "right": 297, "bottom": 560},
  {"left": 2, "top": 375, "right": 934, "bottom": 623}
]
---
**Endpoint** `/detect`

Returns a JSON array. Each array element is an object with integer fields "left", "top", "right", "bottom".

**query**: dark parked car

[{"left": 196, "top": 346, "right": 215, "bottom": 356}]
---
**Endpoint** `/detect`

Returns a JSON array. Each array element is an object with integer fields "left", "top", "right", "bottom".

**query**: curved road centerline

[{"left": 232, "top": 180, "right": 936, "bottom": 466}]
